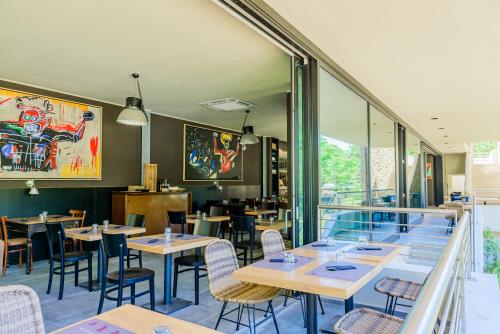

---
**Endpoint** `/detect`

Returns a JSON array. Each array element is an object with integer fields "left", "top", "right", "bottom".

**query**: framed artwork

[
  {"left": 183, "top": 124, "right": 243, "bottom": 181},
  {"left": 0, "top": 87, "right": 102, "bottom": 179}
]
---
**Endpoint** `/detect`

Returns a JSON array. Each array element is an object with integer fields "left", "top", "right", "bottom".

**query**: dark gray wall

[
  {"left": 0, "top": 80, "right": 142, "bottom": 189},
  {"left": 150, "top": 113, "right": 262, "bottom": 210}
]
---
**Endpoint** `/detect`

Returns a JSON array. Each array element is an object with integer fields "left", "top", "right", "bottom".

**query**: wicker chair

[
  {"left": 204, "top": 239, "right": 280, "bottom": 333},
  {"left": 333, "top": 308, "right": 403, "bottom": 334},
  {"left": 0, "top": 285, "right": 45, "bottom": 334},
  {"left": 375, "top": 277, "right": 423, "bottom": 315},
  {"left": 261, "top": 230, "right": 324, "bottom": 327}
]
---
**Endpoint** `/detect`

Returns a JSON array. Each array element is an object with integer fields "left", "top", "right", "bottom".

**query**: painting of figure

[
  {"left": 0, "top": 88, "right": 102, "bottom": 179},
  {"left": 184, "top": 124, "right": 242, "bottom": 181}
]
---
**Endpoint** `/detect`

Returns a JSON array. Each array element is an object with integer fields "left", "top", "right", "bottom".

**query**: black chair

[
  {"left": 98, "top": 233, "right": 155, "bottom": 314},
  {"left": 228, "top": 203, "right": 245, "bottom": 216},
  {"left": 246, "top": 198, "right": 257, "bottom": 208},
  {"left": 209, "top": 206, "right": 225, "bottom": 217},
  {"left": 231, "top": 215, "right": 262, "bottom": 265},
  {"left": 167, "top": 210, "right": 186, "bottom": 233},
  {"left": 173, "top": 220, "right": 220, "bottom": 305},
  {"left": 46, "top": 222, "right": 93, "bottom": 300},
  {"left": 125, "top": 213, "right": 146, "bottom": 268},
  {"left": 229, "top": 198, "right": 241, "bottom": 204}
]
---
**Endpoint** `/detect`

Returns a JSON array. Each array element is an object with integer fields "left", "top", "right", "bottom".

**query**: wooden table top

[
  {"left": 245, "top": 209, "right": 277, "bottom": 216},
  {"left": 51, "top": 304, "right": 222, "bottom": 334},
  {"left": 233, "top": 242, "right": 400, "bottom": 299},
  {"left": 127, "top": 234, "right": 216, "bottom": 255},
  {"left": 7, "top": 215, "right": 79, "bottom": 225},
  {"left": 254, "top": 220, "right": 287, "bottom": 231},
  {"left": 186, "top": 215, "right": 231, "bottom": 224},
  {"left": 65, "top": 225, "right": 146, "bottom": 242}
]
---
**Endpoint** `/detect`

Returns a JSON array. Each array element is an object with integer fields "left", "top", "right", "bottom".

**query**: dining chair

[
  {"left": 375, "top": 277, "right": 424, "bottom": 315},
  {"left": 246, "top": 198, "right": 257, "bottom": 208},
  {"left": 167, "top": 210, "right": 186, "bottom": 234},
  {"left": 173, "top": 219, "right": 220, "bottom": 305},
  {"left": 209, "top": 206, "right": 225, "bottom": 217},
  {"left": 45, "top": 222, "right": 93, "bottom": 300},
  {"left": 204, "top": 239, "right": 280, "bottom": 333},
  {"left": 209, "top": 206, "right": 228, "bottom": 239},
  {"left": 0, "top": 285, "right": 45, "bottom": 334},
  {"left": 69, "top": 209, "right": 86, "bottom": 253},
  {"left": 333, "top": 308, "right": 403, "bottom": 334},
  {"left": 0, "top": 217, "right": 31, "bottom": 276},
  {"left": 228, "top": 203, "right": 245, "bottom": 216},
  {"left": 261, "top": 230, "right": 325, "bottom": 325},
  {"left": 125, "top": 213, "right": 146, "bottom": 268},
  {"left": 98, "top": 233, "right": 155, "bottom": 314},
  {"left": 229, "top": 198, "right": 241, "bottom": 204},
  {"left": 231, "top": 215, "right": 262, "bottom": 265}
]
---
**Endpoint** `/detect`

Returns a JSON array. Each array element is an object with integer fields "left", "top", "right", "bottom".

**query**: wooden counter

[{"left": 112, "top": 191, "right": 192, "bottom": 235}]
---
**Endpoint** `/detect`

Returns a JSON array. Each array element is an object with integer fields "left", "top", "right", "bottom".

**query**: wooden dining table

[
  {"left": 233, "top": 241, "right": 400, "bottom": 333},
  {"left": 254, "top": 219, "right": 287, "bottom": 231},
  {"left": 127, "top": 233, "right": 217, "bottom": 314},
  {"left": 6, "top": 215, "right": 81, "bottom": 274},
  {"left": 185, "top": 215, "right": 230, "bottom": 224},
  {"left": 244, "top": 209, "right": 277, "bottom": 216},
  {"left": 65, "top": 224, "right": 146, "bottom": 291},
  {"left": 51, "top": 304, "right": 222, "bottom": 334}
]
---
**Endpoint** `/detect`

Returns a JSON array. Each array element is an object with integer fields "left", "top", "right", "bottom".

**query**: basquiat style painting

[
  {"left": 0, "top": 88, "right": 102, "bottom": 179},
  {"left": 184, "top": 124, "right": 243, "bottom": 181}
]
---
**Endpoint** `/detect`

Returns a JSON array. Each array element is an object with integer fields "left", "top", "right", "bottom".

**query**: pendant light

[
  {"left": 240, "top": 110, "right": 259, "bottom": 150},
  {"left": 117, "top": 73, "right": 149, "bottom": 126}
]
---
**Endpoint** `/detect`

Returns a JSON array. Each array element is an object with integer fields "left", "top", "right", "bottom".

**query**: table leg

[
  {"left": 147, "top": 253, "right": 191, "bottom": 314},
  {"left": 344, "top": 296, "right": 354, "bottom": 313},
  {"left": 25, "top": 231, "right": 32, "bottom": 275},
  {"left": 79, "top": 240, "right": 102, "bottom": 291},
  {"left": 305, "top": 293, "right": 318, "bottom": 334}
]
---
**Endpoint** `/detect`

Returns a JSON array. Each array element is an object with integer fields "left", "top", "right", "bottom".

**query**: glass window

[
  {"left": 319, "top": 68, "right": 368, "bottom": 207},
  {"left": 319, "top": 68, "right": 369, "bottom": 241},
  {"left": 369, "top": 106, "right": 397, "bottom": 205},
  {"left": 406, "top": 132, "right": 423, "bottom": 208}
]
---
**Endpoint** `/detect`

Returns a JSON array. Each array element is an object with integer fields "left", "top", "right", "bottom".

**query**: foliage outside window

[
  {"left": 483, "top": 228, "right": 500, "bottom": 285},
  {"left": 473, "top": 141, "right": 498, "bottom": 164}
]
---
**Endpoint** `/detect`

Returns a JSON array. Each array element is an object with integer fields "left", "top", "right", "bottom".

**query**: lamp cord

[
  {"left": 135, "top": 76, "right": 148, "bottom": 120},
  {"left": 241, "top": 110, "right": 249, "bottom": 131}
]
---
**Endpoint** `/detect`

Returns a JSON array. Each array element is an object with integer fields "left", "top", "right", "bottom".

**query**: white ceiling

[
  {"left": 0, "top": 0, "right": 290, "bottom": 139},
  {"left": 265, "top": 0, "right": 500, "bottom": 153}
]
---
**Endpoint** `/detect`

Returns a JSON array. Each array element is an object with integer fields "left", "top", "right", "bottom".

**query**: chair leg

[
  {"left": 79, "top": 240, "right": 83, "bottom": 254},
  {"left": 194, "top": 265, "right": 200, "bottom": 305},
  {"left": 127, "top": 250, "right": 131, "bottom": 269},
  {"left": 87, "top": 257, "right": 92, "bottom": 292},
  {"left": 243, "top": 249, "right": 248, "bottom": 266},
  {"left": 384, "top": 295, "right": 390, "bottom": 313},
  {"left": 131, "top": 284, "right": 136, "bottom": 305},
  {"left": 215, "top": 301, "right": 227, "bottom": 330},
  {"left": 387, "top": 296, "right": 394, "bottom": 315},
  {"left": 236, "top": 304, "right": 242, "bottom": 331},
  {"left": 318, "top": 295, "right": 325, "bottom": 314},
  {"left": 117, "top": 282, "right": 123, "bottom": 307},
  {"left": 246, "top": 304, "right": 253, "bottom": 334},
  {"left": 18, "top": 249, "right": 22, "bottom": 268},
  {"left": 252, "top": 304, "right": 257, "bottom": 334},
  {"left": 138, "top": 251, "right": 143, "bottom": 268},
  {"left": 47, "top": 259, "right": 54, "bottom": 294},
  {"left": 149, "top": 277, "right": 155, "bottom": 311},
  {"left": 269, "top": 301, "right": 280, "bottom": 334},
  {"left": 391, "top": 297, "right": 398, "bottom": 315},
  {"left": 173, "top": 263, "right": 179, "bottom": 298},
  {"left": 58, "top": 262, "right": 65, "bottom": 300},
  {"left": 283, "top": 290, "right": 289, "bottom": 307},
  {"left": 97, "top": 278, "right": 107, "bottom": 314},
  {"left": 74, "top": 262, "right": 79, "bottom": 286}
]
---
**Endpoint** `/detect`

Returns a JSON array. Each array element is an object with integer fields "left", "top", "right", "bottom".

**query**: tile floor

[{"left": 0, "top": 251, "right": 351, "bottom": 333}]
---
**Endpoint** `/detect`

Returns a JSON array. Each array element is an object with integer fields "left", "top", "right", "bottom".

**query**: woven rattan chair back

[
  {"left": 0, "top": 285, "right": 45, "bottom": 334},
  {"left": 204, "top": 239, "right": 241, "bottom": 299},
  {"left": 261, "top": 230, "right": 285, "bottom": 258}
]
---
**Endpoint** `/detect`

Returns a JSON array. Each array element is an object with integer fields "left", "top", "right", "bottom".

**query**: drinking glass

[
  {"left": 91, "top": 224, "right": 98, "bottom": 234},
  {"left": 269, "top": 217, "right": 275, "bottom": 223},
  {"left": 103, "top": 220, "right": 109, "bottom": 231},
  {"left": 358, "top": 236, "right": 368, "bottom": 246},
  {"left": 165, "top": 227, "right": 172, "bottom": 240},
  {"left": 153, "top": 326, "right": 172, "bottom": 334},
  {"left": 202, "top": 212, "right": 207, "bottom": 219},
  {"left": 326, "top": 236, "right": 336, "bottom": 250},
  {"left": 196, "top": 210, "right": 201, "bottom": 218},
  {"left": 284, "top": 252, "right": 295, "bottom": 264},
  {"left": 337, "top": 250, "right": 346, "bottom": 261}
]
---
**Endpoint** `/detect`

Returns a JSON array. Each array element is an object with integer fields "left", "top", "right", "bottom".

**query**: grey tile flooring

[{"left": 0, "top": 251, "right": 350, "bottom": 333}]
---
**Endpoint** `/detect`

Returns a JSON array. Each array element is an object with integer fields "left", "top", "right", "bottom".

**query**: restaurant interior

[{"left": 0, "top": 1, "right": 443, "bottom": 334}]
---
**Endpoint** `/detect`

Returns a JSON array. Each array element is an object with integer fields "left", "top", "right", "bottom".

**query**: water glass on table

[
  {"left": 91, "top": 224, "right": 99, "bottom": 234},
  {"left": 283, "top": 251, "right": 296, "bottom": 264},
  {"left": 326, "top": 236, "right": 336, "bottom": 250},
  {"left": 153, "top": 326, "right": 172, "bottom": 334},
  {"left": 103, "top": 220, "right": 109, "bottom": 231},
  {"left": 358, "top": 235, "right": 368, "bottom": 246},
  {"left": 165, "top": 227, "right": 172, "bottom": 241}
]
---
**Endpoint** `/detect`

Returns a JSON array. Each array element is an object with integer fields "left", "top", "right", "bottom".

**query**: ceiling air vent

[{"left": 199, "top": 98, "right": 256, "bottom": 112}]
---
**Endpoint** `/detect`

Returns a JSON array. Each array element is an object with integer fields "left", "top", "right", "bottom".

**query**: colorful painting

[
  {"left": 184, "top": 124, "right": 243, "bottom": 181},
  {"left": 0, "top": 88, "right": 102, "bottom": 179}
]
